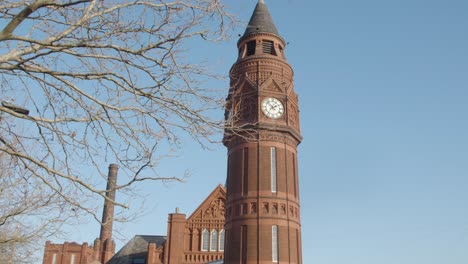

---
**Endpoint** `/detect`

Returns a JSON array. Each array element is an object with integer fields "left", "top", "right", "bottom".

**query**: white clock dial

[{"left": 261, "top": 97, "right": 284, "bottom": 119}]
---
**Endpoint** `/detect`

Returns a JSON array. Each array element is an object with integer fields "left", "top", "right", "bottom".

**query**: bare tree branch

[{"left": 0, "top": 0, "right": 236, "bottom": 261}]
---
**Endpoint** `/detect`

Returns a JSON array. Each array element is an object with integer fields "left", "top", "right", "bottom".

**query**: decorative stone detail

[
  {"left": 263, "top": 79, "right": 284, "bottom": 93},
  {"left": 259, "top": 131, "right": 289, "bottom": 143},
  {"left": 202, "top": 198, "right": 225, "bottom": 219},
  {"left": 231, "top": 59, "right": 293, "bottom": 88},
  {"left": 251, "top": 202, "right": 257, "bottom": 214},
  {"left": 262, "top": 202, "right": 269, "bottom": 214},
  {"left": 246, "top": 72, "right": 258, "bottom": 84},
  {"left": 272, "top": 203, "right": 278, "bottom": 214},
  {"left": 288, "top": 103, "right": 299, "bottom": 129},
  {"left": 281, "top": 204, "right": 286, "bottom": 215}
]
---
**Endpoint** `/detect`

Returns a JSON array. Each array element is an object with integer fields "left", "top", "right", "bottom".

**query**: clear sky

[{"left": 65, "top": 1, "right": 468, "bottom": 264}]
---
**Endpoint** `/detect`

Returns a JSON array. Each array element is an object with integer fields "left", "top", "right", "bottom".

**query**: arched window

[
  {"left": 201, "top": 229, "right": 209, "bottom": 251},
  {"left": 210, "top": 229, "right": 218, "bottom": 251},
  {"left": 219, "top": 229, "right": 225, "bottom": 251}
]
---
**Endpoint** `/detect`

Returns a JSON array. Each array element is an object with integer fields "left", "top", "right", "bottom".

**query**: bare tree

[
  {"left": 0, "top": 150, "right": 74, "bottom": 262},
  {"left": 0, "top": 0, "right": 233, "bottom": 258}
]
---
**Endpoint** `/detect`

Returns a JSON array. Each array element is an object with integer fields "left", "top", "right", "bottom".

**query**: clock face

[{"left": 261, "top": 97, "right": 284, "bottom": 119}]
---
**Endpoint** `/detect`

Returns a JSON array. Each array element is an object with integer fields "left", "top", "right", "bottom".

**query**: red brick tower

[{"left": 223, "top": 1, "right": 302, "bottom": 263}]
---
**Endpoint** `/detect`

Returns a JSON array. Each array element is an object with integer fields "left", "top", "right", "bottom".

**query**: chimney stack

[{"left": 99, "top": 163, "right": 118, "bottom": 263}]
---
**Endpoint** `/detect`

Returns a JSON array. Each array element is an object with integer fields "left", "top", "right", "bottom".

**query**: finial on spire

[{"left": 259, "top": 0, "right": 265, "bottom": 4}]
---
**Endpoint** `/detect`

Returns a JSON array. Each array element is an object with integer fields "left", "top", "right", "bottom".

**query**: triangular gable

[
  {"left": 231, "top": 74, "right": 257, "bottom": 97},
  {"left": 187, "top": 184, "right": 226, "bottom": 222},
  {"left": 260, "top": 76, "right": 284, "bottom": 93}
]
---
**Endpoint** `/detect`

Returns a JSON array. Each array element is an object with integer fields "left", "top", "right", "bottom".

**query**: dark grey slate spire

[{"left": 241, "top": 0, "right": 281, "bottom": 40}]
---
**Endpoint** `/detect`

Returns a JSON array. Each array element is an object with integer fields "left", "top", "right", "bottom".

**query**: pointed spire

[{"left": 241, "top": 0, "right": 281, "bottom": 41}]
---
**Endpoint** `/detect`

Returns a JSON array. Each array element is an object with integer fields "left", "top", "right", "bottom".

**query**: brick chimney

[
  {"left": 99, "top": 163, "right": 118, "bottom": 263},
  {"left": 164, "top": 208, "right": 187, "bottom": 264}
]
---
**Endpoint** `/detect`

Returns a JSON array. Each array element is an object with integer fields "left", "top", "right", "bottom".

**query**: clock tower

[{"left": 223, "top": 1, "right": 302, "bottom": 263}]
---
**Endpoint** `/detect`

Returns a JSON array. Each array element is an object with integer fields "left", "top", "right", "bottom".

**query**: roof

[
  {"left": 241, "top": 0, "right": 281, "bottom": 41},
  {"left": 106, "top": 235, "right": 166, "bottom": 264}
]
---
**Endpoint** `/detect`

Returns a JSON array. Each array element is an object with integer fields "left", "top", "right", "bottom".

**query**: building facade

[
  {"left": 43, "top": 164, "right": 118, "bottom": 264},
  {"left": 43, "top": 185, "right": 226, "bottom": 264},
  {"left": 223, "top": 1, "right": 303, "bottom": 263}
]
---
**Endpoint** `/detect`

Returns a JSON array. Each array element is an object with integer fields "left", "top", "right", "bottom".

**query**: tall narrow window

[
  {"left": 272, "top": 225, "right": 279, "bottom": 262},
  {"left": 271, "top": 147, "right": 277, "bottom": 193},
  {"left": 246, "top": 41, "right": 256, "bottom": 56},
  {"left": 51, "top": 253, "right": 57, "bottom": 264},
  {"left": 210, "top": 230, "right": 218, "bottom": 251},
  {"left": 243, "top": 148, "right": 249, "bottom": 196},
  {"left": 296, "top": 229, "right": 301, "bottom": 263},
  {"left": 293, "top": 153, "right": 297, "bottom": 197},
  {"left": 262, "top": 40, "right": 276, "bottom": 55},
  {"left": 201, "top": 229, "right": 209, "bottom": 251},
  {"left": 71, "top": 254, "right": 76, "bottom": 264},
  {"left": 219, "top": 229, "right": 225, "bottom": 251},
  {"left": 241, "top": 225, "right": 248, "bottom": 264}
]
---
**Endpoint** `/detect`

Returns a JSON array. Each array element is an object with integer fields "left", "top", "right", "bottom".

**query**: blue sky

[{"left": 67, "top": 1, "right": 468, "bottom": 263}]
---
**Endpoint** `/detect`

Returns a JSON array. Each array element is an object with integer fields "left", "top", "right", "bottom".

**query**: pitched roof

[
  {"left": 241, "top": 0, "right": 281, "bottom": 40},
  {"left": 106, "top": 235, "right": 166, "bottom": 264}
]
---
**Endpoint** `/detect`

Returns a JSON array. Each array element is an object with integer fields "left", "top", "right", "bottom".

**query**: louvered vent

[
  {"left": 246, "top": 41, "right": 256, "bottom": 56},
  {"left": 262, "top": 40, "right": 275, "bottom": 55}
]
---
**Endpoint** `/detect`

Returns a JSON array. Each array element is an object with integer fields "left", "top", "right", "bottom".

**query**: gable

[
  {"left": 231, "top": 74, "right": 257, "bottom": 97},
  {"left": 187, "top": 185, "right": 226, "bottom": 222},
  {"left": 263, "top": 78, "right": 283, "bottom": 93}
]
